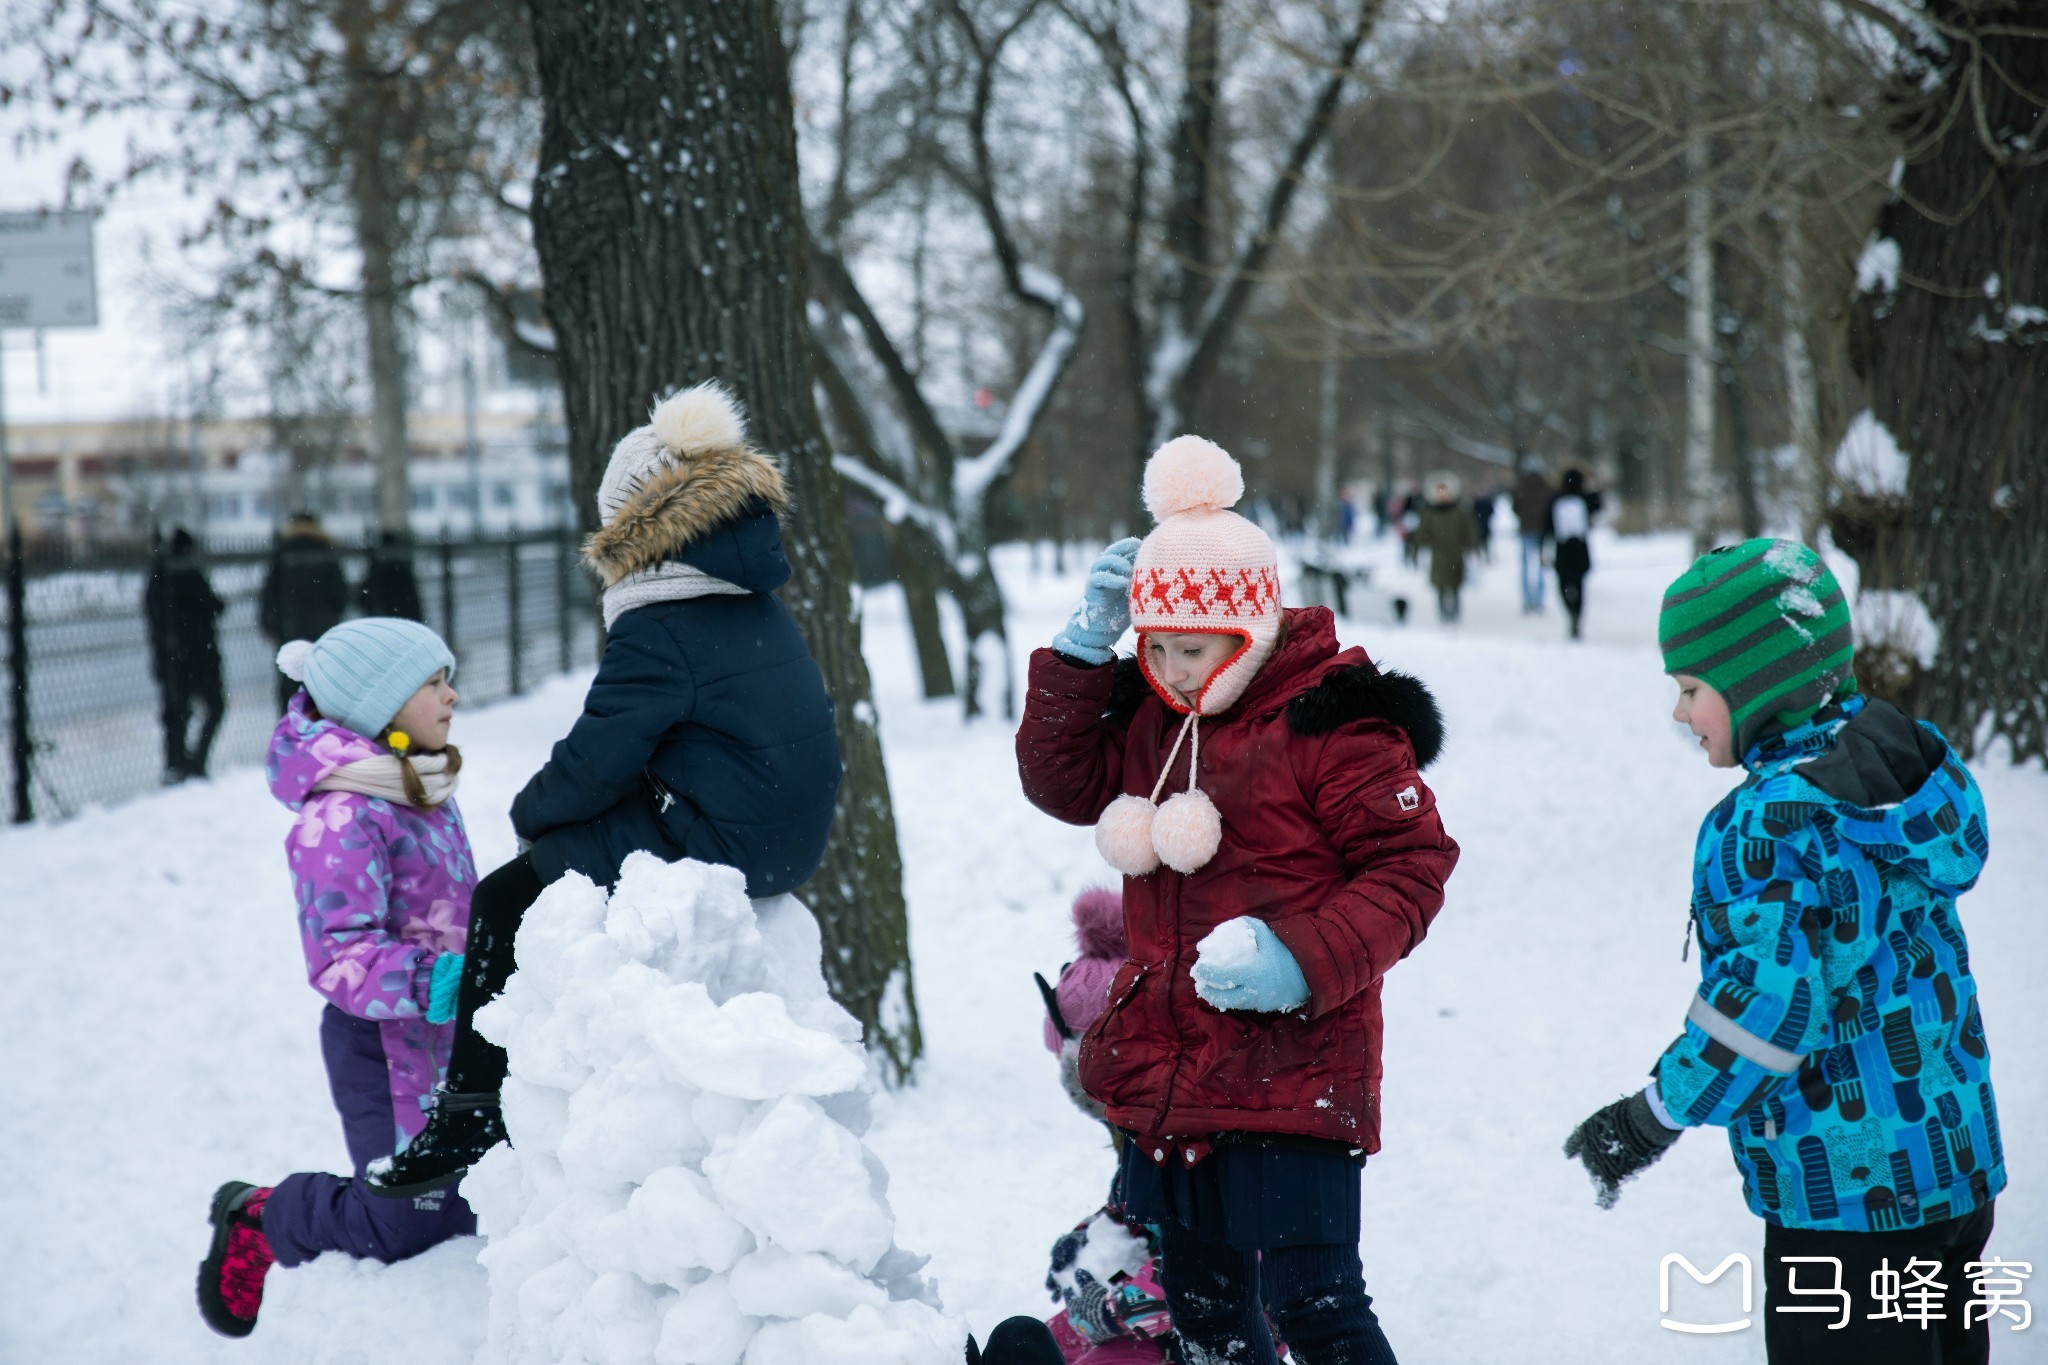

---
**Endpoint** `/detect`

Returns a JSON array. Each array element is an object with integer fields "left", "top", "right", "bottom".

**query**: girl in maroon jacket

[{"left": 1016, "top": 436, "right": 1459, "bottom": 1365}]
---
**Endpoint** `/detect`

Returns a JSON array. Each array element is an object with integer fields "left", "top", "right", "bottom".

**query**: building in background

[{"left": 3, "top": 405, "right": 571, "bottom": 546}]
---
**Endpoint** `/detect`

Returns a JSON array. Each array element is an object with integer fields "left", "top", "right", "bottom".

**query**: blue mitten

[
  {"left": 1190, "top": 916, "right": 1310, "bottom": 1013},
  {"left": 1051, "top": 538, "right": 1142, "bottom": 665},
  {"left": 426, "top": 952, "right": 465, "bottom": 1025}
]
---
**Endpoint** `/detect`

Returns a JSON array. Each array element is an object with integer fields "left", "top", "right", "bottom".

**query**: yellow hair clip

[{"left": 387, "top": 730, "right": 412, "bottom": 753}]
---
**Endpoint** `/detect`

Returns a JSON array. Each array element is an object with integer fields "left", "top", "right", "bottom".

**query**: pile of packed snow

[{"left": 459, "top": 852, "right": 966, "bottom": 1365}]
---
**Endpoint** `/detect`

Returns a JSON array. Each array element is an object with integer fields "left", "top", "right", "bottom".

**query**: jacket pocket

[{"left": 1078, "top": 962, "right": 1157, "bottom": 1111}]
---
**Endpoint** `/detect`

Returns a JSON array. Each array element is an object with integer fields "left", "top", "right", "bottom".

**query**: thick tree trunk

[
  {"left": 525, "top": 0, "right": 922, "bottom": 1076},
  {"left": 340, "top": 0, "right": 412, "bottom": 535},
  {"left": 885, "top": 522, "right": 956, "bottom": 701},
  {"left": 1844, "top": 5, "right": 2048, "bottom": 762}
]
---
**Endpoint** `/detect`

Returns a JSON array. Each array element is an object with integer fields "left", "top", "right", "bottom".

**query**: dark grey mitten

[{"left": 1563, "top": 1090, "right": 1683, "bottom": 1208}]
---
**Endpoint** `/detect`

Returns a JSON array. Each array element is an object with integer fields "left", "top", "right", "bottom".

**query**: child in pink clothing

[{"left": 1036, "top": 889, "right": 1174, "bottom": 1365}]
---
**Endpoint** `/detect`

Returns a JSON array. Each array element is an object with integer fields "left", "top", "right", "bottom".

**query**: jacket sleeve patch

[{"left": 1361, "top": 770, "right": 1433, "bottom": 823}]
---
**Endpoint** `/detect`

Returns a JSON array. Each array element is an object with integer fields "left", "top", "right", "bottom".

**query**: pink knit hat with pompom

[
  {"left": 1041, "top": 887, "right": 1127, "bottom": 1054},
  {"left": 1127, "top": 436, "right": 1281, "bottom": 716},
  {"left": 1094, "top": 436, "right": 1279, "bottom": 881}
]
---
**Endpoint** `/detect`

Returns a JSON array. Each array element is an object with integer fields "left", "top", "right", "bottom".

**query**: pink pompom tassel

[
  {"left": 1151, "top": 788, "right": 1222, "bottom": 874},
  {"left": 1095, "top": 793, "right": 1162, "bottom": 876}
]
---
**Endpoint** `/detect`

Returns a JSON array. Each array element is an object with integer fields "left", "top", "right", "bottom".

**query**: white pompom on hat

[
  {"left": 595, "top": 381, "right": 749, "bottom": 528},
  {"left": 276, "top": 639, "right": 315, "bottom": 682},
  {"left": 1128, "top": 435, "right": 1282, "bottom": 718}
]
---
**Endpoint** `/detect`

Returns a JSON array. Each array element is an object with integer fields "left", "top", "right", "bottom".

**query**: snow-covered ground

[{"left": 2, "top": 529, "right": 2042, "bottom": 1363}]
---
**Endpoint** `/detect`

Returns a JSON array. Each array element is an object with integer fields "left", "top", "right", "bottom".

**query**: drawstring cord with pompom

[
  {"left": 1095, "top": 708, "right": 1224, "bottom": 877},
  {"left": 1148, "top": 711, "right": 1198, "bottom": 807}
]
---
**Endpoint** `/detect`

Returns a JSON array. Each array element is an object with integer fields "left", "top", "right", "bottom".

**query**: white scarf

[
  {"left": 601, "top": 561, "right": 750, "bottom": 628},
  {"left": 313, "top": 751, "right": 460, "bottom": 808}
]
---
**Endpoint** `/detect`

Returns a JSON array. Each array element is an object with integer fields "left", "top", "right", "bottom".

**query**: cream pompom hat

[
  {"left": 1128, "top": 435, "right": 1282, "bottom": 716},
  {"left": 1095, "top": 435, "right": 1281, "bottom": 879}
]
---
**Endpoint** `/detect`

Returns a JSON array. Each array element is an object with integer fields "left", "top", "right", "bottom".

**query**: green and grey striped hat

[{"left": 1659, "top": 538, "right": 1857, "bottom": 758}]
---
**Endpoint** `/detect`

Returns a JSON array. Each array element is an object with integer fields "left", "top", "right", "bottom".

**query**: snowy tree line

[{"left": 7, "top": 0, "right": 2046, "bottom": 1073}]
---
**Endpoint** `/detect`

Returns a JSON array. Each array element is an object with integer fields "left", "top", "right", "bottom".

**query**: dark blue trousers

[
  {"left": 264, "top": 1006, "right": 475, "bottom": 1266},
  {"left": 1116, "top": 1138, "right": 1397, "bottom": 1363}
]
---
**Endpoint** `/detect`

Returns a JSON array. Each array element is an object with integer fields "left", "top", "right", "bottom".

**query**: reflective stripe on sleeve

[{"left": 1687, "top": 994, "right": 1806, "bottom": 1074}]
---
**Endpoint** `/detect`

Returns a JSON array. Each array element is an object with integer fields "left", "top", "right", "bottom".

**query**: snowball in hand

[
  {"left": 1190, "top": 915, "right": 1310, "bottom": 1013},
  {"left": 462, "top": 852, "right": 963, "bottom": 1365},
  {"left": 1195, "top": 916, "right": 1260, "bottom": 975}
]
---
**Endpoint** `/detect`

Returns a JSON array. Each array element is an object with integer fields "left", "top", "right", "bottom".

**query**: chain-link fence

[{"left": 1, "top": 528, "right": 599, "bottom": 822}]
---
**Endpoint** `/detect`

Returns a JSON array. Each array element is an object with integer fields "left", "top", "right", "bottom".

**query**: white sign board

[{"left": 0, "top": 211, "right": 98, "bottom": 329}]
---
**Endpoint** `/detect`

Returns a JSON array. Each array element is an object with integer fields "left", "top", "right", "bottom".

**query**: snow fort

[{"left": 458, "top": 852, "right": 965, "bottom": 1365}]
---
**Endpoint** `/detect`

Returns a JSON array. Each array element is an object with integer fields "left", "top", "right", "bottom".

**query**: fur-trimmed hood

[
  {"left": 583, "top": 444, "right": 789, "bottom": 587},
  {"left": 1101, "top": 615, "right": 1446, "bottom": 768},
  {"left": 1288, "top": 662, "right": 1445, "bottom": 768},
  {"left": 583, "top": 384, "right": 792, "bottom": 588}
]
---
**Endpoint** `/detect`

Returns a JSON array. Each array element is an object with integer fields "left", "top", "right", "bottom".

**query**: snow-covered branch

[
  {"left": 830, "top": 454, "right": 958, "bottom": 559},
  {"left": 953, "top": 271, "right": 1085, "bottom": 507},
  {"left": 1147, "top": 0, "right": 1379, "bottom": 445}
]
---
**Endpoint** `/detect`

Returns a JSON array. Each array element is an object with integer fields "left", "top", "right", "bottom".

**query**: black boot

[
  {"left": 363, "top": 1090, "right": 506, "bottom": 1197},
  {"left": 964, "top": 1316, "right": 1063, "bottom": 1365},
  {"left": 365, "top": 856, "right": 544, "bottom": 1197}
]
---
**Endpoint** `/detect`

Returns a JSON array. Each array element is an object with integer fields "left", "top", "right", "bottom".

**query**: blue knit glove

[
  {"left": 426, "top": 952, "right": 465, "bottom": 1025},
  {"left": 1051, "top": 538, "right": 1141, "bottom": 665},
  {"left": 1190, "top": 917, "right": 1310, "bottom": 1013}
]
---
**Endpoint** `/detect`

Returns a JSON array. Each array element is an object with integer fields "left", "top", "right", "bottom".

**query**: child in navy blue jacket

[{"left": 369, "top": 382, "right": 842, "bottom": 1195}]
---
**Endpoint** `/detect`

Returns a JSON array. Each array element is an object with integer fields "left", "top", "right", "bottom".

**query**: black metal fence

[{"left": 1, "top": 528, "right": 600, "bottom": 822}]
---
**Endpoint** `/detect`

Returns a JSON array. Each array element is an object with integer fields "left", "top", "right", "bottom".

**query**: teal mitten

[{"left": 426, "top": 952, "right": 465, "bottom": 1025}]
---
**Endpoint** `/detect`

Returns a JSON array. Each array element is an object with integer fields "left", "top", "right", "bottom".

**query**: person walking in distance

[
  {"left": 1510, "top": 459, "right": 1554, "bottom": 614},
  {"left": 1549, "top": 468, "right": 1602, "bottom": 641},
  {"left": 259, "top": 512, "right": 350, "bottom": 711},
  {"left": 1414, "top": 476, "right": 1481, "bottom": 624},
  {"left": 144, "top": 526, "right": 227, "bottom": 781}
]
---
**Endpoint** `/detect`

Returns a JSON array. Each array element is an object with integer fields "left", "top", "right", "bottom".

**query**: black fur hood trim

[
  {"left": 1288, "top": 664, "right": 1445, "bottom": 768},
  {"left": 1103, "top": 656, "right": 1151, "bottom": 728}
]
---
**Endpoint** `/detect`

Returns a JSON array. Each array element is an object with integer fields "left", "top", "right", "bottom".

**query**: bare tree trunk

[
  {"left": 1683, "top": 125, "right": 1718, "bottom": 554},
  {"left": 1778, "top": 208, "right": 1826, "bottom": 543},
  {"left": 809, "top": 307, "right": 957, "bottom": 700},
  {"left": 1314, "top": 317, "right": 1342, "bottom": 540},
  {"left": 887, "top": 522, "right": 956, "bottom": 700},
  {"left": 1125, "top": 0, "right": 1379, "bottom": 522},
  {"left": 340, "top": 0, "right": 412, "bottom": 534},
  {"left": 525, "top": 0, "right": 921, "bottom": 1077},
  {"left": 1720, "top": 355, "right": 1763, "bottom": 541},
  {"left": 1843, "top": 3, "right": 2048, "bottom": 762}
]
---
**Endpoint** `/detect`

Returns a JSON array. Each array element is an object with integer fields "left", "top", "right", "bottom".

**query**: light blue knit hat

[{"left": 276, "top": 618, "right": 456, "bottom": 739}]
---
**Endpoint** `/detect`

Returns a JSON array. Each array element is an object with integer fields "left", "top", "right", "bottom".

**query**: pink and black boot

[{"left": 197, "top": 1182, "right": 275, "bottom": 1338}]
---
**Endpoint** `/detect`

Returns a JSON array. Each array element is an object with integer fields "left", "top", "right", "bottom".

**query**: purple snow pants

[{"left": 264, "top": 1006, "right": 476, "bottom": 1266}]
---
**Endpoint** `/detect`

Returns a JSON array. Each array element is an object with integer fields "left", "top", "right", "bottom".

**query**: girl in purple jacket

[{"left": 196, "top": 618, "right": 478, "bottom": 1339}]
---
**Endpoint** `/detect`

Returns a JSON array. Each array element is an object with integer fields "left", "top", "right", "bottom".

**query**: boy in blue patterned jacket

[{"left": 1564, "top": 539, "right": 2006, "bottom": 1365}]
